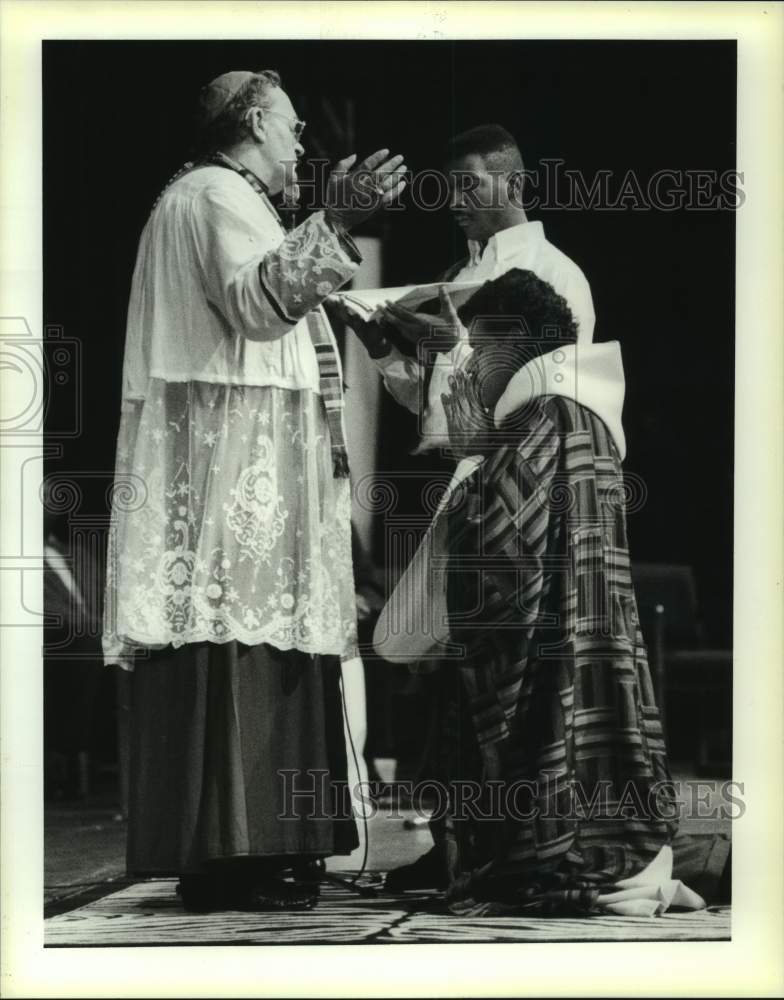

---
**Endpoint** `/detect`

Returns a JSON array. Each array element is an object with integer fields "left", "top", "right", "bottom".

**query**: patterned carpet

[{"left": 45, "top": 876, "right": 731, "bottom": 946}]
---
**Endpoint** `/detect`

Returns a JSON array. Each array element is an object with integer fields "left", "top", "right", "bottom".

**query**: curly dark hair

[
  {"left": 192, "top": 69, "right": 281, "bottom": 157},
  {"left": 458, "top": 268, "right": 578, "bottom": 361}
]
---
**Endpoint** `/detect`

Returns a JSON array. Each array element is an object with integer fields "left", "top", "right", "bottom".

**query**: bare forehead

[
  {"left": 268, "top": 85, "right": 297, "bottom": 117},
  {"left": 447, "top": 153, "right": 490, "bottom": 176}
]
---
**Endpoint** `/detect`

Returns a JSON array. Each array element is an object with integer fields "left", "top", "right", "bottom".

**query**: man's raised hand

[
  {"left": 324, "top": 297, "right": 391, "bottom": 359},
  {"left": 325, "top": 149, "right": 407, "bottom": 232},
  {"left": 379, "top": 285, "right": 463, "bottom": 351},
  {"left": 441, "top": 368, "right": 494, "bottom": 458}
]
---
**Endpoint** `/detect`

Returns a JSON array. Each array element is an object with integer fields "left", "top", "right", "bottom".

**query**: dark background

[{"left": 43, "top": 39, "right": 735, "bottom": 647}]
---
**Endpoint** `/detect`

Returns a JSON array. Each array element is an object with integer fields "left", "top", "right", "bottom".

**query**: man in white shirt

[
  {"left": 104, "top": 69, "right": 406, "bottom": 911},
  {"left": 338, "top": 124, "right": 595, "bottom": 452},
  {"left": 335, "top": 124, "right": 596, "bottom": 890}
]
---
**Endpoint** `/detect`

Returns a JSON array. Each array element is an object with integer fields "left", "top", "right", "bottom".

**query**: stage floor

[
  {"left": 44, "top": 875, "right": 731, "bottom": 947},
  {"left": 44, "top": 769, "right": 732, "bottom": 946}
]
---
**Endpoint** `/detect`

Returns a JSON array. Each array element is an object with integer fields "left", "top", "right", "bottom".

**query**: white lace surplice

[{"left": 104, "top": 379, "right": 357, "bottom": 664}]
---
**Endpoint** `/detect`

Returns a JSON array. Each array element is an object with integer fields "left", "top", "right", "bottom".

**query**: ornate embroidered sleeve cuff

[
  {"left": 258, "top": 211, "right": 362, "bottom": 323},
  {"left": 323, "top": 212, "right": 362, "bottom": 264}
]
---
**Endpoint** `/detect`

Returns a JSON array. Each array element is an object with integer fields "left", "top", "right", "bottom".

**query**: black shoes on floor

[
  {"left": 177, "top": 871, "right": 319, "bottom": 913},
  {"left": 178, "top": 849, "right": 447, "bottom": 911},
  {"left": 384, "top": 845, "right": 448, "bottom": 891}
]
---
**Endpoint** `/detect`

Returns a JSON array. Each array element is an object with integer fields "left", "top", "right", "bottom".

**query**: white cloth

[
  {"left": 597, "top": 845, "right": 706, "bottom": 917},
  {"left": 373, "top": 341, "right": 625, "bottom": 663},
  {"left": 372, "top": 221, "right": 596, "bottom": 450},
  {"left": 495, "top": 341, "right": 626, "bottom": 460},
  {"left": 104, "top": 166, "right": 361, "bottom": 666},
  {"left": 121, "top": 165, "right": 356, "bottom": 398},
  {"left": 446, "top": 845, "right": 707, "bottom": 918}
]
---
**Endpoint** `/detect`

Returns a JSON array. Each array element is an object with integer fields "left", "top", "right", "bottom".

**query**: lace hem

[{"left": 104, "top": 622, "right": 358, "bottom": 668}]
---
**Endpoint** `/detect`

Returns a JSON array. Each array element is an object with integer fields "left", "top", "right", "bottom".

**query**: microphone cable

[{"left": 338, "top": 659, "right": 370, "bottom": 886}]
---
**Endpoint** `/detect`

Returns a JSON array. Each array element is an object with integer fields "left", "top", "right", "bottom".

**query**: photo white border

[{"left": 1, "top": 2, "right": 782, "bottom": 996}]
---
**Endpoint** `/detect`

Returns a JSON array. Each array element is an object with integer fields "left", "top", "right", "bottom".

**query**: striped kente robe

[{"left": 443, "top": 394, "right": 678, "bottom": 915}]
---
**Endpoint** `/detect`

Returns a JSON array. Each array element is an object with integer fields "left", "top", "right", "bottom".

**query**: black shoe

[
  {"left": 176, "top": 875, "right": 230, "bottom": 913},
  {"left": 292, "top": 858, "right": 325, "bottom": 884},
  {"left": 384, "top": 846, "right": 448, "bottom": 891},
  {"left": 238, "top": 876, "right": 319, "bottom": 911},
  {"left": 177, "top": 872, "right": 319, "bottom": 912}
]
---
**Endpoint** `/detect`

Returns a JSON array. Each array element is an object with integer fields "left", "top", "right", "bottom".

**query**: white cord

[{"left": 338, "top": 661, "right": 369, "bottom": 883}]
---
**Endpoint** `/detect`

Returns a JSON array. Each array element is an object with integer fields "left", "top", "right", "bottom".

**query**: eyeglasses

[{"left": 261, "top": 110, "right": 306, "bottom": 140}]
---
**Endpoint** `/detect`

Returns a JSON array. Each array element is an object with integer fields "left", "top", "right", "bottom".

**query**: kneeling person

[{"left": 435, "top": 268, "right": 677, "bottom": 914}]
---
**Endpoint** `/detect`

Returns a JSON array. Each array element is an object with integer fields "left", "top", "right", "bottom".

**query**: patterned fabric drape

[{"left": 443, "top": 395, "right": 677, "bottom": 914}]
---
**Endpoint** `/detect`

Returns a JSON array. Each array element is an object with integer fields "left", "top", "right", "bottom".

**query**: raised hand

[
  {"left": 325, "top": 149, "right": 407, "bottom": 232},
  {"left": 379, "top": 285, "right": 463, "bottom": 351},
  {"left": 325, "top": 297, "right": 391, "bottom": 359},
  {"left": 441, "top": 367, "right": 495, "bottom": 457}
]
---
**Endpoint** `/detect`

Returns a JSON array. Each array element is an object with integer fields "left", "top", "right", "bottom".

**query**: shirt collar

[{"left": 467, "top": 220, "right": 545, "bottom": 265}]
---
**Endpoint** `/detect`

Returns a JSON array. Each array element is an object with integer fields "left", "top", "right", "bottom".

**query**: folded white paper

[{"left": 329, "top": 280, "right": 482, "bottom": 322}]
